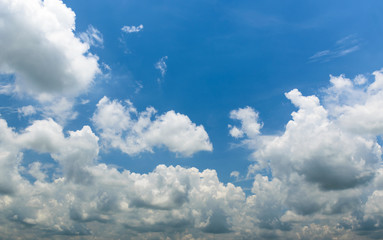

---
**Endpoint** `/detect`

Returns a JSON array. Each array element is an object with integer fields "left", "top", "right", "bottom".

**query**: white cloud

[
  {"left": 0, "top": 0, "right": 100, "bottom": 98},
  {"left": 229, "top": 107, "right": 262, "bottom": 139},
  {"left": 79, "top": 25, "right": 104, "bottom": 48},
  {"left": 2, "top": 49, "right": 383, "bottom": 239},
  {"left": 92, "top": 96, "right": 212, "bottom": 157},
  {"left": 309, "top": 34, "right": 360, "bottom": 62},
  {"left": 0, "top": 117, "right": 247, "bottom": 238},
  {"left": 41, "top": 97, "right": 78, "bottom": 125},
  {"left": 16, "top": 98, "right": 79, "bottom": 125},
  {"left": 155, "top": 56, "right": 168, "bottom": 82},
  {"left": 0, "top": 84, "right": 13, "bottom": 95},
  {"left": 28, "top": 162, "right": 47, "bottom": 182},
  {"left": 121, "top": 24, "right": 144, "bottom": 33},
  {"left": 325, "top": 69, "right": 383, "bottom": 135},
  {"left": 354, "top": 74, "right": 368, "bottom": 85},
  {"left": 228, "top": 125, "right": 243, "bottom": 138},
  {"left": 0, "top": 119, "right": 22, "bottom": 195},
  {"left": 258, "top": 88, "right": 379, "bottom": 190},
  {"left": 229, "top": 68, "right": 383, "bottom": 238},
  {"left": 230, "top": 171, "right": 240, "bottom": 179},
  {"left": 309, "top": 50, "right": 330, "bottom": 59},
  {"left": 2, "top": 65, "right": 383, "bottom": 238},
  {"left": 16, "top": 118, "right": 99, "bottom": 184},
  {"left": 0, "top": 0, "right": 96, "bottom": 125},
  {"left": 329, "top": 74, "right": 353, "bottom": 89},
  {"left": 18, "top": 105, "right": 37, "bottom": 117}
]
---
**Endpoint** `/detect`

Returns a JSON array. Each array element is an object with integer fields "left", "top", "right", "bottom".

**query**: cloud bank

[
  {"left": 0, "top": 116, "right": 243, "bottom": 239},
  {"left": 0, "top": 70, "right": 382, "bottom": 239}
]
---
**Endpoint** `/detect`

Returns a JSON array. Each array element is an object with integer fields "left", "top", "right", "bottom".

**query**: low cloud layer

[
  {"left": 0, "top": 117, "right": 244, "bottom": 239},
  {"left": 0, "top": 70, "right": 383, "bottom": 239}
]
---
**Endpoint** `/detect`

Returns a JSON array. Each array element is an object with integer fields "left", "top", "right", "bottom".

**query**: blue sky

[
  {"left": 1, "top": 0, "right": 383, "bottom": 239},
  {"left": 70, "top": 0, "right": 383, "bottom": 185}
]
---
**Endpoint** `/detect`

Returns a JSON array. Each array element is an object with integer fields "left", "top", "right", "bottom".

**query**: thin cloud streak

[
  {"left": 309, "top": 34, "right": 360, "bottom": 62},
  {"left": 155, "top": 56, "right": 168, "bottom": 83}
]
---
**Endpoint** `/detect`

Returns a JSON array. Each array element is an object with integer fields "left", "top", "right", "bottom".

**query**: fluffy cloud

[
  {"left": 229, "top": 106, "right": 262, "bottom": 139},
  {"left": 258, "top": 88, "right": 380, "bottom": 191},
  {"left": 0, "top": 119, "right": 22, "bottom": 195},
  {"left": 0, "top": 117, "right": 248, "bottom": 239},
  {"left": 92, "top": 97, "right": 213, "bottom": 157},
  {"left": 229, "top": 69, "right": 383, "bottom": 238},
  {"left": 2, "top": 68, "right": 383, "bottom": 239},
  {"left": 0, "top": 0, "right": 100, "bottom": 98},
  {"left": 326, "top": 70, "right": 383, "bottom": 135},
  {"left": 16, "top": 118, "right": 99, "bottom": 183}
]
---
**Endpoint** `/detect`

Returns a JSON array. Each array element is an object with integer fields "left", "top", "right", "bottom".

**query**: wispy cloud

[
  {"left": 0, "top": 84, "right": 14, "bottom": 95},
  {"left": 155, "top": 56, "right": 168, "bottom": 82},
  {"left": 18, "top": 105, "right": 37, "bottom": 117},
  {"left": 121, "top": 24, "right": 144, "bottom": 33},
  {"left": 79, "top": 25, "right": 104, "bottom": 48},
  {"left": 119, "top": 25, "right": 144, "bottom": 54},
  {"left": 309, "top": 34, "right": 360, "bottom": 62},
  {"left": 100, "top": 62, "right": 112, "bottom": 79}
]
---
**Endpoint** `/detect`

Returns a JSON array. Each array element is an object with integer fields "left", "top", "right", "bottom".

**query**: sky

[{"left": 1, "top": 0, "right": 383, "bottom": 239}]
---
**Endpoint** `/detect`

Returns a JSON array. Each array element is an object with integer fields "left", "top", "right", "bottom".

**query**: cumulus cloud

[
  {"left": 0, "top": 9, "right": 383, "bottom": 234},
  {"left": 229, "top": 106, "right": 262, "bottom": 139},
  {"left": 121, "top": 24, "right": 144, "bottom": 33},
  {"left": 325, "top": 70, "right": 383, "bottom": 136},
  {"left": 0, "top": 0, "right": 99, "bottom": 123},
  {"left": 229, "top": 68, "right": 383, "bottom": 238},
  {"left": 0, "top": 119, "right": 22, "bottom": 195},
  {"left": 2, "top": 68, "right": 383, "bottom": 239},
  {"left": 0, "top": 117, "right": 248, "bottom": 239},
  {"left": 0, "top": 0, "right": 100, "bottom": 98},
  {"left": 92, "top": 96, "right": 213, "bottom": 157}
]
